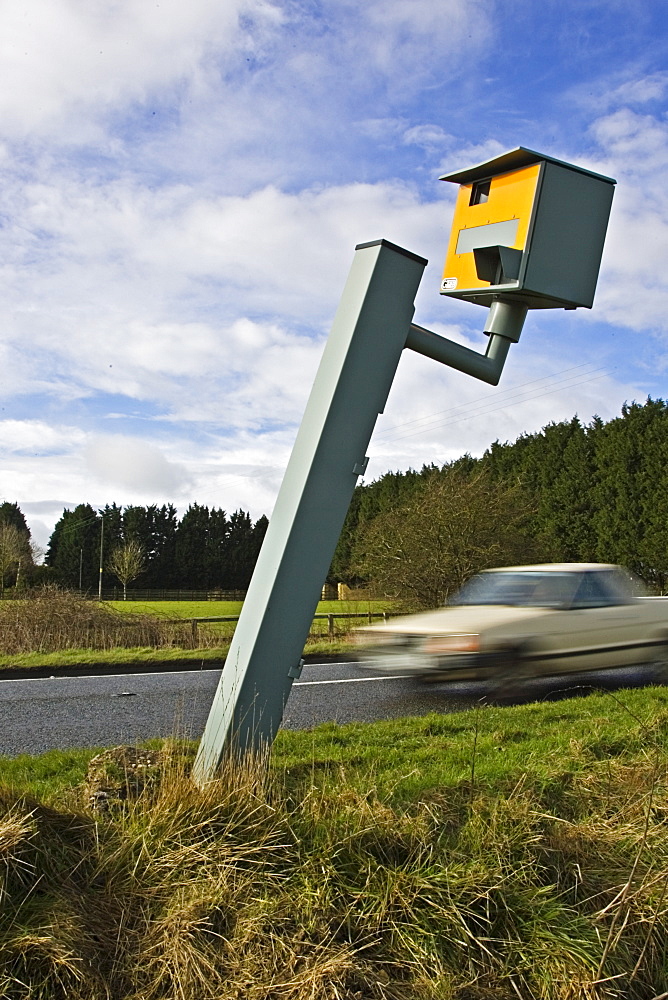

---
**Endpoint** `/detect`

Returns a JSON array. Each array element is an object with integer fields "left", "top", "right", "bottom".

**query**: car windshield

[
  {"left": 451, "top": 571, "right": 579, "bottom": 608},
  {"left": 451, "top": 568, "right": 641, "bottom": 608}
]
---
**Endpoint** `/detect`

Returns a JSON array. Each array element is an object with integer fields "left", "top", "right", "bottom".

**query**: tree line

[
  {"left": 43, "top": 503, "right": 269, "bottom": 593},
  {"left": 330, "top": 397, "right": 668, "bottom": 605},
  {"left": 0, "top": 499, "right": 270, "bottom": 595}
]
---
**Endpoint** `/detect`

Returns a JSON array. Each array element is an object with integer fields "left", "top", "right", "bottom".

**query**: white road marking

[
  {"left": 0, "top": 669, "right": 410, "bottom": 686},
  {"left": 0, "top": 668, "right": 223, "bottom": 684},
  {"left": 294, "top": 675, "right": 411, "bottom": 686}
]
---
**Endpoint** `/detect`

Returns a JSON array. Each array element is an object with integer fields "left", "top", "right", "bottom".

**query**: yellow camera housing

[{"left": 440, "top": 147, "right": 615, "bottom": 310}]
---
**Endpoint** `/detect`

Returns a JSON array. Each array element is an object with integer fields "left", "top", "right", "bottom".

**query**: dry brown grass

[
  {"left": 3, "top": 735, "right": 668, "bottom": 998},
  {"left": 0, "top": 586, "right": 194, "bottom": 654}
]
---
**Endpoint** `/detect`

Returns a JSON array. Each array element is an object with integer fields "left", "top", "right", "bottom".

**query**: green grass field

[
  {"left": 107, "top": 597, "right": 395, "bottom": 619},
  {"left": 108, "top": 598, "right": 245, "bottom": 617},
  {"left": 4, "top": 686, "right": 668, "bottom": 997}
]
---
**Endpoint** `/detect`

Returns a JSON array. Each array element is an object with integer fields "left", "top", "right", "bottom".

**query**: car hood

[{"left": 360, "top": 604, "right": 552, "bottom": 636}]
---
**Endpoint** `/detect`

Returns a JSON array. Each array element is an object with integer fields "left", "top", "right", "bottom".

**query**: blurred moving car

[{"left": 354, "top": 563, "right": 668, "bottom": 692}]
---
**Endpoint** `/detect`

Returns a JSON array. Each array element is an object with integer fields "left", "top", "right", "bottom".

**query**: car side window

[{"left": 570, "top": 572, "right": 624, "bottom": 609}]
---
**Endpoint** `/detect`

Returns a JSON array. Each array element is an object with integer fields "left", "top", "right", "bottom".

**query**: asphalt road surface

[{"left": 0, "top": 660, "right": 657, "bottom": 757}]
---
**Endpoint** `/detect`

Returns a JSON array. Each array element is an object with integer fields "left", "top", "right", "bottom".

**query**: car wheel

[
  {"left": 651, "top": 635, "right": 668, "bottom": 685},
  {"left": 488, "top": 641, "right": 536, "bottom": 701}
]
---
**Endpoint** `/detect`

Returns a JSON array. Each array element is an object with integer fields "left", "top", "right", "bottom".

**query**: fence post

[
  {"left": 328, "top": 614, "right": 334, "bottom": 639},
  {"left": 191, "top": 619, "right": 198, "bottom": 646}
]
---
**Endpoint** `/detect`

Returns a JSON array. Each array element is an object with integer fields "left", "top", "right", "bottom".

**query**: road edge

[{"left": 0, "top": 652, "right": 352, "bottom": 681}]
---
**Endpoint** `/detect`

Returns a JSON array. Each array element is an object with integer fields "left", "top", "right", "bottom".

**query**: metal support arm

[{"left": 405, "top": 299, "right": 528, "bottom": 385}]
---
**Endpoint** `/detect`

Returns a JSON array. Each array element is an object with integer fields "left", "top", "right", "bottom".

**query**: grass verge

[
  {"left": 0, "top": 639, "right": 357, "bottom": 673},
  {"left": 3, "top": 686, "right": 668, "bottom": 997}
]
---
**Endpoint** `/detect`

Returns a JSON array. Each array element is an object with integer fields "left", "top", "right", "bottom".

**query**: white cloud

[
  {"left": 403, "top": 125, "right": 453, "bottom": 150},
  {"left": 435, "top": 138, "right": 507, "bottom": 177},
  {"left": 574, "top": 70, "right": 668, "bottom": 118},
  {"left": 0, "top": 173, "right": 452, "bottom": 420},
  {"left": 609, "top": 72, "right": 668, "bottom": 106},
  {"left": 0, "top": 419, "right": 86, "bottom": 454},
  {"left": 0, "top": 0, "right": 494, "bottom": 189},
  {"left": 356, "top": 0, "right": 490, "bottom": 85},
  {"left": 587, "top": 107, "right": 668, "bottom": 340},
  {"left": 355, "top": 118, "right": 408, "bottom": 142},
  {"left": 0, "top": 0, "right": 278, "bottom": 137},
  {"left": 158, "top": 181, "right": 448, "bottom": 315},
  {"left": 84, "top": 435, "right": 191, "bottom": 495}
]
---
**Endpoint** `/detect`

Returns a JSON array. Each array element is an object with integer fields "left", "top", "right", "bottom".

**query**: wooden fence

[
  {"left": 100, "top": 589, "right": 247, "bottom": 602},
  {"left": 173, "top": 610, "right": 398, "bottom": 645}
]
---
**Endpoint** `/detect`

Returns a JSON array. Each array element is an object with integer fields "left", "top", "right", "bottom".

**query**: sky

[{"left": 2, "top": 0, "right": 668, "bottom": 554}]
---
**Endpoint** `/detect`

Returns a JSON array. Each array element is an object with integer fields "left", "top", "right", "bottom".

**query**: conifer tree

[
  {"left": 0, "top": 502, "right": 33, "bottom": 592},
  {"left": 46, "top": 504, "right": 102, "bottom": 591}
]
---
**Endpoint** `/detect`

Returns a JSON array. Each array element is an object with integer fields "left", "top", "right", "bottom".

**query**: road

[
  {"left": 0, "top": 662, "right": 444, "bottom": 756},
  {"left": 0, "top": 660, "right": 655, "bottom": 757}
]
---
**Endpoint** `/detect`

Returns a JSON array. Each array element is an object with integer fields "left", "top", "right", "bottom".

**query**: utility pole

[{"left": 98, "top": 516, "right": 104, "bottom": 601}]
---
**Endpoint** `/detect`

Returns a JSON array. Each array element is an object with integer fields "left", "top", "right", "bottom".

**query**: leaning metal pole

[
  {"left": 193, "top": 241, "right": 427, "bottom": 781},
  {"left": 193, "top": 240, "right": 526, "bottom": 784}
]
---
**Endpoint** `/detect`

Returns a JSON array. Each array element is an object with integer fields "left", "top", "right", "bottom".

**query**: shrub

[{"left": 0, "top": 586, "right": 192, "bottom": 654}]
